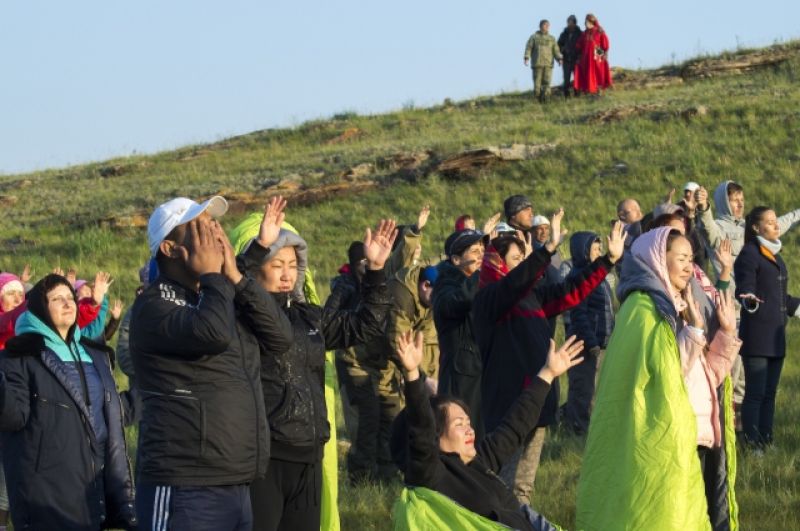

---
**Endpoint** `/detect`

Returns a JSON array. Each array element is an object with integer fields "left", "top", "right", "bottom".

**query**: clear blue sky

[{"left": 1, "top": 1, "right": 797, "bottom": 174}]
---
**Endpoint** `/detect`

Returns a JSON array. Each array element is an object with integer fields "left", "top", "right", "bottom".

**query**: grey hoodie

[
  {"left": 697, "top": 180, "right": 800, "bottom": 282},
  {"left": 258, "top": 229, "right": 309, "bottom": 303}
]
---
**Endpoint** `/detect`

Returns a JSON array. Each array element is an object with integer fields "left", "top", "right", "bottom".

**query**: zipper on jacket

[{"left": 140, "top": 389, "right": 199, "bottom": 400}]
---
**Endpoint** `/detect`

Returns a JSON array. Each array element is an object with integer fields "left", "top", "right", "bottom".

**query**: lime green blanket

[
  {"left": 393, "top": 487, "right": 512, "bottom": 531},
  {"left": 576, "top": 292, "right": 716, "bottom": 530}
]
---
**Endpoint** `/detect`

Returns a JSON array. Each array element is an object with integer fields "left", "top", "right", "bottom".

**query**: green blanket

[
  {"left": 393, "top": 487, "right": 512, "bottom": 531},
  {"left": 576, "top": 291, "right": 711, "bottom": 530}
]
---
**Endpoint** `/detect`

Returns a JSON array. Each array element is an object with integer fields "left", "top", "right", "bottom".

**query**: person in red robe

[{"left": 573, "top": 13, "right": 612, "bottom": 95}]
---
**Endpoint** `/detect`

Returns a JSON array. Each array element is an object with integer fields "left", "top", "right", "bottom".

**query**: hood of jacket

[
  {"left": 617, "top": 229, "right": 680, "bottom": 331},
  {"left": 262, "top": 229, "right": 309, "bottom": 304},
  {"left": 14, "top": 309, "right": 91, "bottom": 362},
  {"left": 396, "top": 265, "right": 427, "bottom": 310},
  {"left": 713, "top": 180, "right": 738, "bottom": 222},
  {"left": 569, "top": 232, "right": 600, "bottom": 269}
]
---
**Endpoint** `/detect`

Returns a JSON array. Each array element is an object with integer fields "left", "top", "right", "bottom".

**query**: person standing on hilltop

[
  {"left": 557, "top": 15, "right": 582, "bottom": 98},
  {"left": 574, "top": 13, "right": 612, "bottom": 95},
  {"left": 524, "top": 20, "right": 563, "bottom": 103}
]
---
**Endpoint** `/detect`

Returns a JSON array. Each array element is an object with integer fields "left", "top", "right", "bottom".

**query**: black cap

[
  {"left": 445, "top": 229, "right": 485, "bottom": 257},
  {"left": 503, "top": 194, "right": 533, "bottom": 219},
  {"left": 347, "top": 241, "right": 366, "bottom": 266}
]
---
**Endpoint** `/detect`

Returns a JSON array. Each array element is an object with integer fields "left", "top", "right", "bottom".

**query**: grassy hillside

[{"left": 2, "top": 42, "right": 800, "bottom": 529}]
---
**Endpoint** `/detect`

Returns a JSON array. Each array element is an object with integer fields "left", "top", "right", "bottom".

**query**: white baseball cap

[
  {"left": 147, "top": 196, "right": 229, "bottom": 257},
  {"left": 532, "top": 215, "right": 550, "bottom": 227},
  {"left": 683, "top": 181, "right": 700, "bottom": 192}
]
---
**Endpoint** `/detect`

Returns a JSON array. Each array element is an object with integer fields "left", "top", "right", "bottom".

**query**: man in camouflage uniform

[{"left": 524, "top": 19, "right": 563, "bottom": 103}]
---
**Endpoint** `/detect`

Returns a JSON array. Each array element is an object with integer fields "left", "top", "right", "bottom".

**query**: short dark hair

[
  {"left": 154, "top": 224, "right": 185, "bottom": 270},
  {"left": 647, "top": 212, "right": 686, "bottom": 233},
  {"left": 539, "top": 19, "right": 549, "bottom": 28},
  {"left": 491, "top": 235, "right": 525, "bottom": 261},
  {"left": 430, "top": 394, "right": 472, "bottom": 438},
  {"left": 744, "top": 206, "right": 772, "bottom": 243},
  {"left": 727, "top": 182, "right": 744, "bottom": 196},
  {"left": 568, "top": 14, "right": 577, "bottom": 23}
]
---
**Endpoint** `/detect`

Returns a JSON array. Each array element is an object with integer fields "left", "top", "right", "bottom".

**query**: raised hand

[
  {"left": 695, "top": 186, "right": 709, "bottom": 210},
  {"left": 66, "top": 267, "right": 78, "bottom": 286},
  {"left": 606, "top": 220, "right": 627, "bottom": 263},
  {"left": 417, "top": 205, "right": 431, "bottom": 232},
  {"left": 517, "top": 230, "right": 533, "bottom": 258},
  {"left": 683, "top": 286, "right": 705, "bottom": 330},
  {"left": 20, "top": 264, "right": 32, "bottom": 284},
  {"left": 93, "top": 271, "right": 113, "bottom": 305},
  {"left": 52, "top": 267, "right": 64, "bottom": 277},
  {"left": 110, "top": 299, "right": 124, "bottom": 320},
  {"left": 664, "top": 187, "right": 676, "bottom": 205},
  {"left": 182, "top": 218, "right": 225, "bottom": 277},
  {"left": 715, "top": 239, "right": 733, "bottom": 272},
  {"left": 364, "top": 219, "right": 398, "bottom": 271},
  {"left": 482, "top": 212, "right": 502, "bottom": 235},
  {"left": 214, "top": 222, "right": 244, "bottom": 285},
  {"left": 545, "top": 208, "right": 566, "bottom": 253},
  {"left": 258, "top": 195, "right": 288, "bottom": 248},
  {"left": 396, "top": 330, "right": 424, "bottom": 381},
  {"left": 715, "top": 289, "right": 736, "bottom": 335},
  {"left": 538, "top": 336, "right": 585, "bottom": 383}
]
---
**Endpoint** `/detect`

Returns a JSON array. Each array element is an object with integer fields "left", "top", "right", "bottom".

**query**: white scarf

[{"left": 757, "top": 235, "right": 782, "bottom": 255}]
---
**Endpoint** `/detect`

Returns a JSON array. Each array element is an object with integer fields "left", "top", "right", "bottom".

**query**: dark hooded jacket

[
  {"left": 558, "top": 25, "right": 582, "bottom": 64},
  {"left": 473, "top": 246, "right": 613, "bottom": 432},
  {"left": 566, "top": 232, "right": 615, "bottom": 350},
  {"left": 432, "top": 260, "right": 483, "bottom": 437},
  {"left": 0, "top": 276, "right": 136, "bottom": 531},
  {"left": 242, "top": 232, "right": 391, "bottom": 463}
]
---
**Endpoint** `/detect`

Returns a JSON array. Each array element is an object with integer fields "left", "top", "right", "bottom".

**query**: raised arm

[
  {"left": 322, "top": 219, "right": 396, "bottom": 350},
  {"left": 778, "top": 207, "right": 800, "bottom": 236},
  {"left": 695, "top": 187, "right": 724, "bottom": 250},
  {"left": 396, "top": 331, "right": 444, "bottom": 486}
]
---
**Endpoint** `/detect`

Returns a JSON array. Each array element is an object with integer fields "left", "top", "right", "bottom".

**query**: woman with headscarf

[
  {"left": 577, "top": 227, "right": 741, "bottom": 530},
  {"left": 0, "top": 274, "right": 135, "bottom": 531},
  {"left": 573, "top": 13, "right": 612, "bottom": 95},
  {"left": 0, "top": 273, "right": 26, "bottom": 350},
  {"left": 735, "top": 206, "right": 800, "bottom": 449},
  {"left": 233, "top": 197, "right": 395, "bottom": 531}
]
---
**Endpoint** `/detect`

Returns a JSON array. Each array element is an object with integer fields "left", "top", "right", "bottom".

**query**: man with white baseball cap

[{"left": 131, "top": 195, "right": 293, "bottom": 531}]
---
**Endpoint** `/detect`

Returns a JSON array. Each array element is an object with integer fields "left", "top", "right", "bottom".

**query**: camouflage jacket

[{"left": 524, "top": 31, "right": 562, "bottom": 67}]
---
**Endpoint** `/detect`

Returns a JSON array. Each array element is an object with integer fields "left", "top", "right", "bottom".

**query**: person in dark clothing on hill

[
  {"left": 238, "top": 203, "right": 396, "bottom": 531},
  {"left": 433, "top": 229, "right": 486, "bottom": 438},
  {"left": 558, "top": 15, "right": 582, "bottom": 97},
  {"left": 392, "top": 330, "right": 586, "bottom": 531},
  {"left": 0, "top": 274, "right": 137, "bottom": 531},
  {"left": 561, "top": 232, "right": 615, "bottom": 435},
  {"left": 473, "top": 210, "right": 625, "bottom": 504},
  {"left": 130, "top": 195, "right": 294, "bottom": 531}
]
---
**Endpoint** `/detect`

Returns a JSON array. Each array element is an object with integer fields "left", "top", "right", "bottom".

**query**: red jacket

[{"left": 574, "top": 28, "right": 612, "bottom": 93}]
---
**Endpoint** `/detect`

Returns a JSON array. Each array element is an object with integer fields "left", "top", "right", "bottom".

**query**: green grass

[{"left": 3, "top": 42, "right": 800, "bottom": 529}]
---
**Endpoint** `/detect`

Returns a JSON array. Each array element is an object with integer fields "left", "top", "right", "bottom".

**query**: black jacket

[
  {"left": 734, "top": 240, "right": 800, "bottom": 358},
  {"left": 402, "top": 376, "right": 551, "bottom": 531},
  {"left": 258, "top": 268, "right": 390, "bottom": 463},
  {"left": 558, "top": 26, "right": 582, "bottom": 64},
  {"left": 130, "top": 261, "right": 292, "bottom": 486},
  {"left": 474, "top": 246, "right": 612, "bottom": 432},
  {"left": 432, "top": 261, "right": 484, "bottom": 436},
  {"left": 0, "top": 335, "right": 136, "bottom": 531},
  {"left": 566, "top": 232, "right": 615, "bottom": 350}
]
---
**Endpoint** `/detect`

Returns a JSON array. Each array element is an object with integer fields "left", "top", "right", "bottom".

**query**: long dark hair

[{"left": 744, "top": 206, "right": 772, "bottom": 243}]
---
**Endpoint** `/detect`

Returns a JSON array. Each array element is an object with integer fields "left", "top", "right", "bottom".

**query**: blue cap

[{"left": 420, "top": 265, "right": 439, "bottom": 285}]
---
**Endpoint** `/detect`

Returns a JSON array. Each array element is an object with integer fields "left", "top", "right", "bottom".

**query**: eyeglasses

[{"left": 48, "top": 295, "right": 76, "bottom": 306}]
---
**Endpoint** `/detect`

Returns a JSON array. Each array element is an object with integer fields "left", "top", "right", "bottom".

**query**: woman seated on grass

[{"left": 392, "top": 330, "right": 584, "bottom": 531}]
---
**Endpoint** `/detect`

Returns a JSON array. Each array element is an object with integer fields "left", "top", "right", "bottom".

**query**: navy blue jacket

[
  {"left": 566, "top": 232, "right": 615, "bottom": 350},
  {"left": 0, "top": 334, "right": 136, "bottom": 531},
  {"left": 734, "top": 240, "right": 800, "bottom": 358}
]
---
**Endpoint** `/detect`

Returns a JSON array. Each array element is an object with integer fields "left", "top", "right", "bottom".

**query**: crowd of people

[
  {"left": 524, "top": 13, "right": 612, "bottom": 102},
  {"left": 0, "top": 178, "right": 798, "bottom": 530}
]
